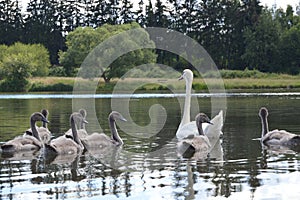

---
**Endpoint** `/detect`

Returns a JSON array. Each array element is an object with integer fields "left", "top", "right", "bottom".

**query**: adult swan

[{"left": 176, "top": 69, "right": 224, "bottom": 145}]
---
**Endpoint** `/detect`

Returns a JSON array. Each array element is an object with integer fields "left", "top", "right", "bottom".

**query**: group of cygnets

[
  {"left": 0, "top": 108, "right": 127, "bottom": 158},
  {"left": 1, "top": 69, "right": 300, "bottom": 159}
]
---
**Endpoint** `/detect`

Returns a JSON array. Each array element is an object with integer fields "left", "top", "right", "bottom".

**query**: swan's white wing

[
  {"left": 176, "top": 120, "right": 219, "bottom": 140},
  {"left": 176, "top": 110, "right": 224, "bottom": 144},
  {"left": 205, "top": 111, "right": 223, "bottom": 136},
  {"left": 176, "top": 121, "right": 197, "bottom": 140}
]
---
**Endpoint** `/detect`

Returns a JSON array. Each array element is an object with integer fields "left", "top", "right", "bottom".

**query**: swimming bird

[
  {"left": 44, "top": 112, "right": 87, "bottom": 155},
  {"left": 79, "top": 108, "right": 87, "bottom": 130},
  {"left": 259, "top": 107, "right": 300, "bottom": 150},
  {"left": 81, "top": 111, "right": 126, "bottom": 149},
  {"left": 176, "top": 69, "right": 224, "bottom": 145},
  {"left": 65, "top": 109, "right": 88, "bottom": 139},
  {"left": 177, "top": 113, "right": 212, "bottom": 158},
  {"left": 1, "top": 112, "right": 49, "bottom": 152},
  {"left": 25, "top": 109, "right": 51, "bottom": 144}
]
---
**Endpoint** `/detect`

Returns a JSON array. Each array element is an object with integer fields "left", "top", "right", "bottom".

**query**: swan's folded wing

[
  {"left": 176, "top": 121, "right": 198, "bottom": 140},
  {"left": 204, "top": 110, "right": 224, "bottom": 149},
  {"left": 205, "top": 110, "right": 223, "bottom": 138}
]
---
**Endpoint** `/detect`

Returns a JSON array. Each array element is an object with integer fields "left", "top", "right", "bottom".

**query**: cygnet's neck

[
  {"left": 109, "top": 118, "right": 123, "bottom": 145},
  {"left": 197, "top": 120, "right": 205, "bottom": 136},
  {"left": 260, "top": 114, "right": 269, "bottom": 137},
  {"left": 31, "top": 116, "right": 41, "bottom": 141}
]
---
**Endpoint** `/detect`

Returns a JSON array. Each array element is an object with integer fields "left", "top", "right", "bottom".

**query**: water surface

[{"left": 0, "top": 93, "right": 299, "bottom": 199}]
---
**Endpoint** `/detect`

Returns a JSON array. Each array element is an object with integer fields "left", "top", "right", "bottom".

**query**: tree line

[{"left": 1, "top": 0, "right": 300, "bottom": 77}]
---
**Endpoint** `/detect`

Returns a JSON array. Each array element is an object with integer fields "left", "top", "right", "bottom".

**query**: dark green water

[{"left": 0, "top": 93, "right": 299, "bottom": 199}]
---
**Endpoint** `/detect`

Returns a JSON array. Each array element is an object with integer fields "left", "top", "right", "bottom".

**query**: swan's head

[
  {"left": 195, "top": 113, "right": 213, "bottom": 127},
  {"left": 31, "top": 112, "right": 49, "bottom": 124},
  {"left": 179, "top": 69, "right": 193, "bottom": 82},
  {"left": 259, "top": 107, "right": 268, "bottom": 118},
  {"left": 79, "top": 108, "right": 87, "bottom": 118},
  {"left": 41, "top": 109, "right": 49, "bottom": 118},
  {"left": 109, "top": 111, "right": 127, "bottom": 122}
]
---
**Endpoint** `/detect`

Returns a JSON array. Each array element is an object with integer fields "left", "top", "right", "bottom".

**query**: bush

[
  {"left": 29, "top": 82, "right": 73, "bottom": 92},
  {"left": 0, "top": 42, "right": 51, "bottom": 92},
  {"left": 0, "top": 79, "right": 29, "bottom": 92}
]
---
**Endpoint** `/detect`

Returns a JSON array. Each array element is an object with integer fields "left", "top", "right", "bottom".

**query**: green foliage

[
  {"left": 48, "top": 66, "right": 67, "bottom": 77},
  {"left": 203, "top": 69, "right": 268, "bottom": 79},
  {"left": 242, "top": 9, "right": 281, "bottom": 72},
  {"left": 59, "top": 27, "right": 100, "bottom": 75},
  {"left": 2, "top": 0, "right": 300, "bottom": 76},
  {"left": 278, "top": 23, "right": 300, "bottom": 74},
  {"left": 0, "top": 42, "right": 50, "bottom": 92},
  {"left": 60, "top": 22, "right": 157, "bottom": 81},
  {"left": 29, "top": 82, "right": 73, "bottom": 92},
  {"left": 125, "top": 65, "right": 180, "bottom": 78}
]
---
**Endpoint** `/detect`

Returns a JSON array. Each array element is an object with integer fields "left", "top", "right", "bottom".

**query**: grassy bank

[{"left": 27, "top": 73, "right": 300, "bottom": 92}]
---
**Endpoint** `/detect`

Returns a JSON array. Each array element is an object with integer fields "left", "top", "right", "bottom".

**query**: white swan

[
  {"left": 176, "top": 69, "right": 224, "bottom": 146},
  {"left": 259, "top": 107, "right": 300, "bottom": 149},
  {"left": 177, "top": 113, "right": 212, "bottom": 158}
]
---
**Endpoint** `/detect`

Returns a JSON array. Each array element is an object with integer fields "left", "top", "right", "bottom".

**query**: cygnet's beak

[
  {"left": 42, "top": 118, "right": 50, "bottom": 123},
  {"left": 83, "top": 119, "right": 88, "bottom": 124},
  {"left": 120, "top": 117, "right": 127, "bottom": 122}
]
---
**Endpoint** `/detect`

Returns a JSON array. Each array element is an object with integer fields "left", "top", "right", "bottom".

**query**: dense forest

[{"left": 1, "top": 0, "right": 300, "bottom": 76}]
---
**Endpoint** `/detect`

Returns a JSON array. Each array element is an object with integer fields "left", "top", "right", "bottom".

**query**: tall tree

[
  {"left": 106, "top": 0, "right": 120, "bottom": 24},
  {"left": 154, "top": 0, "right": 169, "bottom": 27},
  {"left": 180, "top": 0, "right": 198, "bottom": 35},
  {"left": 120, "top": 0, "right": 134, "bottom": 24},
  {"left": 89, "top": 0, "right": 109, "bottom": 27},
  {"left": 278, "top": 22, "right": 300, "bottom": 74},
  {"left": 135, "top": 0, "right": 146, "bottom": 27},
  {"left": 168, "top": 0, "right": 182, "bottom": 31},
  {"left": 24, "top": 0, "right": 64, "bottom": 64},
  {"left": 242, "top": 9, "right": 281, "bottom": 72},
  {"left": 0, "top": 0, "right": 23, "bottom": 44},
  {"left": 196, "top": 0, "right": 227, "bottom": 68},
  {"left": 145, "top": 0, "right": 155, "bottom": 27}
]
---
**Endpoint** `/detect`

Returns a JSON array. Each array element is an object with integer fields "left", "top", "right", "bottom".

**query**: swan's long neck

[
  {"left": 260, "top": 115, "right": 269, "bottom": 137},
  {"left": 109, "top": 118, "right": 123, "bottom": 145},
  {"left": 30, "top": 118, "right": 41, "bottom": 141},
  {"left": 71, "top": 117, "right": 82, "bottom": 146},
  {"left": 181, "top": 78, "right": 192, "bottom": 126}
]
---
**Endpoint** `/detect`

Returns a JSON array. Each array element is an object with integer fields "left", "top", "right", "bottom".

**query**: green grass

[{"left": 25, "top": 69, "right": 300, "bottom": 92}]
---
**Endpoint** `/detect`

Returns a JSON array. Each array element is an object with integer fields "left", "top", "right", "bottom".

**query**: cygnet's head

[
  {"left": 109, "top": 111, "right": 127, "bottom": 122},
  {"left": 79, "top": 108, "right": 87, "bottom": 118},
  {"left": 31, "top": 112, "right": 49, "bottom": 124},
  {"left": 41, "top": 109, "right": 49, "bottom": 118},
  {"left": 259, "top": 107, "right": 268, "bottom": 119},
  {"left": 195, "top": 113, "right": 213, "bottom": 127}
]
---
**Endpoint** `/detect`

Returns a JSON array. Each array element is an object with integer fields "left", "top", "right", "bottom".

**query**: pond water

[{"left": 0, "top": 92, "right": 299, "bottom": 199}]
